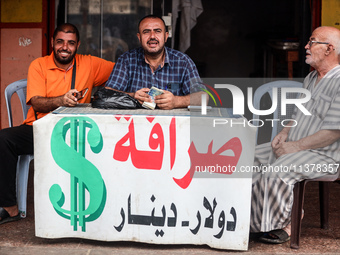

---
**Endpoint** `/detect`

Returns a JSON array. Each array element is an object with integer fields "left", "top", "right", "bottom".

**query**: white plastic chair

[
  {"left": 252, "top": 80, "right": 303, "bottom": 144},
  {"left": 4, "top": 79, "right": 34, "bottom": 218},
  {"left": 252, "top": 80, "right": 339, "bottom": 249}
]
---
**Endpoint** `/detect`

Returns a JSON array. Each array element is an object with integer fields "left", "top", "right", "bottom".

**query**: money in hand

[{"left": 142, "top": 86, "right": 164, "bottom": 110}]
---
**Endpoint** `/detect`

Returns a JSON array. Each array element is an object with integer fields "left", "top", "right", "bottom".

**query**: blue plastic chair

[
  {"left": 252, "top": 80, "right": 339, "bottom": 249},
  {"left": 4, "top": 79, "right": 34, "bottom": 218}
]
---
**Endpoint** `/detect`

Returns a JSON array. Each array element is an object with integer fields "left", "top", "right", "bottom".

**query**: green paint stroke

[{"left": 49, "top": 117, "right": 106, "bottom": 232}]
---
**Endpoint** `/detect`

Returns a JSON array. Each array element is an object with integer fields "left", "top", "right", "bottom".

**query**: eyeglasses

[{"left": 307, "top": 40, "right": 329, "bottom": 47}]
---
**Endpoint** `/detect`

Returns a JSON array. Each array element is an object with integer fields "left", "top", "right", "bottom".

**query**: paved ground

[{"left": 0, "top": 163, "right": 339, "bottom": 254}]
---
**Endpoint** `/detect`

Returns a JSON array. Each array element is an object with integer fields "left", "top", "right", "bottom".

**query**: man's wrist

[
  {"left": 294, "top": 140, "right": 304, "bottom": 151},
  {"left": 57, "top": 95, "right": 64, "bottom": 107},
  {"left": 173, "top": 95, "right": 180, "bottom": 108},
  {"left": 173, "top": 95, "right": 190, "bottom": 108}
]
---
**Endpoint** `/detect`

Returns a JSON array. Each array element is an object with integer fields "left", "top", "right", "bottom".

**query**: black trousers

[{"left": 0, "top": 124, "right": 33, "bottom": 207}]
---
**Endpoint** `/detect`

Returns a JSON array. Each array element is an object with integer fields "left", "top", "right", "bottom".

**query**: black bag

[{"left": 92, "top": 87, "right": 143, "bottom": 109}]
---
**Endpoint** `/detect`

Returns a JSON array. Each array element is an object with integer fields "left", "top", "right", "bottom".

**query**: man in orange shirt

[{"left": 0, "top": 23, "right": 114, "bottom": 224}]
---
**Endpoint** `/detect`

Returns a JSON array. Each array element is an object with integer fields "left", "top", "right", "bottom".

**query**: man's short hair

[
  {"left": 137, "top": 15, "right": 167, "bottom": 33},
  {"left": 53, "top": 23, "right": 80, "bottom": 42}
]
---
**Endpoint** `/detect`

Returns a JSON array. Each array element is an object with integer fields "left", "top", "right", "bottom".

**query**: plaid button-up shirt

[{"left": 105, "top": 47, "right": 204, "bottom": 95}]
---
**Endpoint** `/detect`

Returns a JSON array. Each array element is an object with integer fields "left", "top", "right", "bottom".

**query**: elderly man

[
  {"left": 105, "top": 14, "right": 205, "bottom": 109},
  {"left": 251, "top": 26, "right": 340, "bottom": 244},
  {"left": 0, "top": 23, "right": 114, "bottom": 224}
]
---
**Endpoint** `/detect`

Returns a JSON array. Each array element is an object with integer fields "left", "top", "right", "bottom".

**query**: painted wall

[
  {"left": 322, "top": 0, "right": 340, "bottom": 30},
  {"left": 1, "top": 0, "right": 42, "bottom": 23},
  {"left": 0, "top": 0, "right": 43, "bottom": 129},
  {"left": 1, "top": 29, "right": 42, "bottom": 127}
]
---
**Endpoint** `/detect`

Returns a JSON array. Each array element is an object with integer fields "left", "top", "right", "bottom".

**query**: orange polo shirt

[{"left": 23, "top": 53, "right": 114, "bottom": 125}]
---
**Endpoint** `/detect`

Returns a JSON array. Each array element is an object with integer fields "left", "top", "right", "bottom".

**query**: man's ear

[
  {"left": 77, "top": 40, "right": 81, "bottom": 50},
  {"left": 165, "top": 31, "right": 169, "bottom": 43},
  {"left": 137, "top": 32, "right": 141, "bottom": 43},
  {"left": 325, "top": 44, "right": 334, "bottom": 55},
  {"left": 51, "top": 37, "right": 54, "bottom": 48}
]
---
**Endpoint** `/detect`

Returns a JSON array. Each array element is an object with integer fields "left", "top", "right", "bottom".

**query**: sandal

[
  {"left": 259, "top": 229, "right": 290, "bottom": 244},
  {"left": 0, "top": 207, "right": 21, "bottom": 225}
]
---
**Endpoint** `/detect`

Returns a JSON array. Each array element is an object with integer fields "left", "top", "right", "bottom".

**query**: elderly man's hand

[
  {"left": 271, "top": 132, "right": 288, "bottom": 149},
  {"left": 273, "top": 141, "right": 301, "bottom": 158}
]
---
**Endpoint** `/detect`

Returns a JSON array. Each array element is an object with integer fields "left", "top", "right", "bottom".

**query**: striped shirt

[
  {"left": 289, "top": 65, "right": 340, "bottom": 162},
  {"left": 105, "top": 47, "right": 204, "bottom": 95}
]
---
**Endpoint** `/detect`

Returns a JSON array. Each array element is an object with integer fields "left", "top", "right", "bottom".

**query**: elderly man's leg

[
  {"left": 251, "top": 142, "right": 278, "bottom": 232},
  {"left": 251, "top": 173, "right": 294, "bottom": 232},
  {"left": 0, "top": 125, "right": 33, "bottom": 223},
  {"left": 252, "top": 150, "right": 337, "bottom": 243},
  {"left": 253, "top": 142, "right": 275, "bottom": 166}
]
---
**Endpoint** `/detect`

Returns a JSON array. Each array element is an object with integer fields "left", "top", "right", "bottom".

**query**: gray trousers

[{"left": 250, "top": 142, "right": 338, "bottom": 232}]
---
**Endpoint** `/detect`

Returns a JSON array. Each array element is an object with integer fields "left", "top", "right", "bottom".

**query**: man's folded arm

[{"left": 296, "top": 129, "right": 340, "bottom": 150}]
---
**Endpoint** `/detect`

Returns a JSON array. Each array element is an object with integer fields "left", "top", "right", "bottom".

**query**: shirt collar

[{"left": 164, "top": 47, "right": 170, "bottom": 66}]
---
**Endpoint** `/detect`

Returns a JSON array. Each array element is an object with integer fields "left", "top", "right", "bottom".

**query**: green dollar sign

[{"left": 49, "top": 117, "right": 106, "bottom": 232}]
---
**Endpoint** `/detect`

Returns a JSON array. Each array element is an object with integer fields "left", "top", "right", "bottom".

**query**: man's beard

[
  {"left": 305, "top": 57, "right": 316, "bottom": 68},
  {"left": 53, "top": 48, "right": 77, "bottom": 65},
  {"left": 145, "top": 47, "right": 164, "bottom": 57},
  {"left": 143, "top": 39, "right": 164, "bottom": 56}
]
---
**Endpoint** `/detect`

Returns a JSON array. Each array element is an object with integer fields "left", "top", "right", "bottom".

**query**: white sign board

[{"left": 33, "top": 109, "right": 255, "bottom": 251}]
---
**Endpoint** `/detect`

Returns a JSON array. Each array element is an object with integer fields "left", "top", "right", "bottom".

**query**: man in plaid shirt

[{"left": 105, "top": 14, "right": 205, "bottom": 110}]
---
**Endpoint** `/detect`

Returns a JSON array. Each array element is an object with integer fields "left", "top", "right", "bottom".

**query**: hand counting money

[{"left": 142, "top": 86, "right": 164, "bottom": 110}]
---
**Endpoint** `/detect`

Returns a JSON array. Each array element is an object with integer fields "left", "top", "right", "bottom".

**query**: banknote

[{"left": 142, "top": 86, "right": 164, "bottom": 110}]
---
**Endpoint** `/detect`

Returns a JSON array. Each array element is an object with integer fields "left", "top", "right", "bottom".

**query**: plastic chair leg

[
  {"left": 319, "top": 182, "right": 330, "bottom": 229},
  {"left": 16, "top": 155, "right": 33, "bottom": 218},
  {"left": 290, "top": 180, "right": 307, "bottom": 249}
]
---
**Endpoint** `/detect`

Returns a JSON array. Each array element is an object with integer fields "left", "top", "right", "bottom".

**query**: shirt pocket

[
  {"left": 166, "top": 83, "right": 183, "bottom": 96},
  {"left": 313, "top": 93, "right": 332, "bottom": 120}
]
